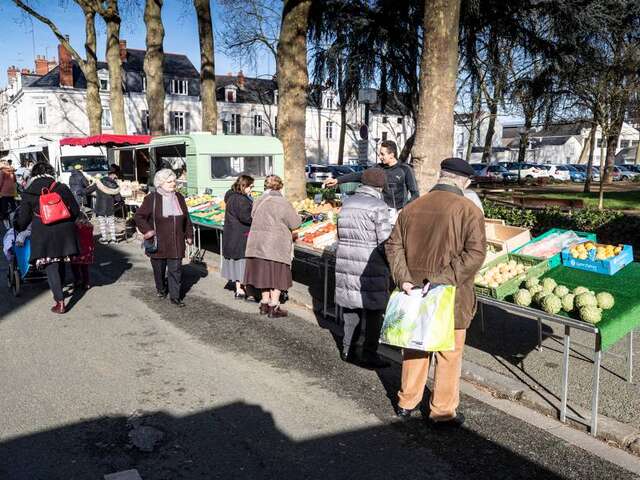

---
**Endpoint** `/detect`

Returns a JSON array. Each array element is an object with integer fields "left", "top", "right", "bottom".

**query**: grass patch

[{"left": 536, "top": 191, "right": 640, "bottom": 210}]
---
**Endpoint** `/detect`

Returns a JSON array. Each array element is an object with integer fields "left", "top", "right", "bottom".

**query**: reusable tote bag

[{"left": 379, "top": 284, "right": 456, "bottom": 352}]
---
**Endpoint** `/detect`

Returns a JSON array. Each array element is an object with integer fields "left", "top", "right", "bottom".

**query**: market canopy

[{"left": 59, "top": 134, "right": 151, "bottom": 148}]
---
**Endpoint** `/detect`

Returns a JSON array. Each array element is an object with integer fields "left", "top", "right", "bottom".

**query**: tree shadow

[{"left": 0, "top": 401, "right": 578, "bottom": 480}]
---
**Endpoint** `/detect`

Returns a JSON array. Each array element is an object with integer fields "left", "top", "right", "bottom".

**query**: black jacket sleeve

[
  {"left": 237, "top": 197, "right": 253, "bottom": 226},
  {"left": 336, "top": 171, "right": 363, "bottom": 184},
  {"left": 84, "top": 183, "right": 97, "bottom": 195},
  {"left": 14, "top": 194, "right": 34, "bottom": 232},
  {"left": 402, "top": 164, "right": 420, "bottom": 202}
]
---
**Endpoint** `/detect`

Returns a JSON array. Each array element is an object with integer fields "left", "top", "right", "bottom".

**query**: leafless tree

[
  {"left": 143, "top": 0, "right": 165, "bottom": 136},
  {"left": 194, "top": 0, "right": 218, "bottom": 133}
]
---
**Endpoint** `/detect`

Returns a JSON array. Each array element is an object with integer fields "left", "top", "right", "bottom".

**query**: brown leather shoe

[
  {"left": 259, "top": 303, "right": 272, "bottom": 315},
  {"left": 51, "top": 301, "right": 65, "bottom": 314},
  {"left": 268, "top": 305, "right": 288, "bottom": 318}
]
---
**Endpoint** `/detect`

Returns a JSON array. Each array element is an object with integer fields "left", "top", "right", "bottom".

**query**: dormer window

[
  {"left": 326, "top": 96, "right": 334, "bottom": 109},
  {"left": 170, "top": 79, "right": 189, "bottom": 95},
  {"left": 225, "top": 85, "right": 237, "bottom": 103},
  {"left": 98, "top": 70, "right": 109, "bottom": 91}
]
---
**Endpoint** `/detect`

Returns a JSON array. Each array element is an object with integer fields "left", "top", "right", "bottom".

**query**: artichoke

[
  {"left": 575, "top": 292, "right": 598, "bottom": 308},
  {"left": 542, "top": 278, "right": 557, "bottom": 293},
  {"left": 554, "top": 285, "right": 570, "bottom": 298},
  {"left": 541, "top": 295, "right": 562, "bottom": 315},
  {"left": 561, "top": 294, "right": 575, "bottom": 313},
  {"left": 596, "top": 292, "right": 615, "bottom": 310},
  {"left": 513, "top": 289, "right": 532, "bottom": 307},
  {"left": 580, "top": 306, "right": 603, "bottom": 324}
]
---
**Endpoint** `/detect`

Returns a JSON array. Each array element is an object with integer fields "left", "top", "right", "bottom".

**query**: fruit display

[
  {"left": 187, "top": 195, "right": 226, "bottom": 225},
  {"left": 569, "top": 242, "right": 623, "bottom": 260},
  {"left": 293, "top": 198, "right": 340, "bottom": 216},
  {"left": 474, "top": 260, "right": 530, "bottom": 288},
  {"left": 510, "top": 276, "right": 615, "bottom": 325},
  {"left": 295, "top": 221, "right": 338, "bottom": 249},
  {"left": 186, "top": 194, "right": 215, "bottom": 208},
  {"left": 518, "top": 230, "right": 591, "bottom": 259}
]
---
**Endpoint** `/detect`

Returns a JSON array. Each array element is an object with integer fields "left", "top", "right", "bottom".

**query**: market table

[{"left": 477, "top": 263, "right": 640, "bottom": 436}]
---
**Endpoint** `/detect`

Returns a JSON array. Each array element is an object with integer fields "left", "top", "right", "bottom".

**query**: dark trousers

[
  {"left": 44, "top": 261, "right": 66, "bottom": 302},
  {"left": 342, "top": 308, "right": 384, "bottom": 356},
  {"left": 151, "top": 258, "right": 182, "bottom": 301}
]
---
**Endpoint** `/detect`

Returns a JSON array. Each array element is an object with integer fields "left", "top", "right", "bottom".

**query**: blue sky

[{"left": 0, "top": 0, "right": 275, "bottom": 88}]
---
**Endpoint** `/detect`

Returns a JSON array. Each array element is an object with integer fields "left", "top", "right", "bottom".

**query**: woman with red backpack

[{"left": 14, "top": 162, "right": 81, "bottom": 314}]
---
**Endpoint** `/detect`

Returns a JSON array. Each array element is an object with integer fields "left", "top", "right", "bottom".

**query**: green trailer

[{"left": 145, "top": 133, "right": 285, "bottom": 196}]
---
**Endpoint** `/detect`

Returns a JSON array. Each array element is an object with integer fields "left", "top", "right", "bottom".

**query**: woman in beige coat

[{"left": 244, "top": 175, "right": 301, "bottom": 318}]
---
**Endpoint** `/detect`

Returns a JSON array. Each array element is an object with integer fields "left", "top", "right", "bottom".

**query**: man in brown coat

[{"left": 385, "top": 157, "right": 486, "bottom": 427}]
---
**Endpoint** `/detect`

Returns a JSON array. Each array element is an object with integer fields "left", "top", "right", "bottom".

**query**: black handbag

[{"left": 143, "top": 195, "right": 158, "bottom": 254}]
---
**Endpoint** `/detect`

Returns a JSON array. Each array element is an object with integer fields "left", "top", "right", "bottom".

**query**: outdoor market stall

[{"left": 474, "top": 225, "right": 638, "bottom": 436}]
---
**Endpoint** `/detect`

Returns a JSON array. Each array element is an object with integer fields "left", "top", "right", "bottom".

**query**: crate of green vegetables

[{"left": 474, "top": 253, "right": 550, "bottom": 300}]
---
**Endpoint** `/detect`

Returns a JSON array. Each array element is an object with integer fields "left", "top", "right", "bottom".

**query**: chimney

[
  {"left": 47, "top": 58, "right": 57, "bottom": 72},
  {"left": 35, "top": 55, "right": 48, "bottom": 76},
  {"left": 7, "top": 66, "right": 18, "bottom": 82},
  {"left": 237, "top": 70, "right": 245, "bottom": 89},
  {"left": 58, "top": 36, "right": 73, "bottom": 87},
  {"left": 20, "top": 68, "right": 31, "bottom": 75},
  {"left": 119, "top": 40, "right": 127, "bottom": 63}
]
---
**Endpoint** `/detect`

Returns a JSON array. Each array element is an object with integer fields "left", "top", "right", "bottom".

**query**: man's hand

[
  {"left": 323, "top": 178, "right": 338, "bottom": 188},
  {"left": 402, "top": 282, "right": 415, "bottom": 295}
]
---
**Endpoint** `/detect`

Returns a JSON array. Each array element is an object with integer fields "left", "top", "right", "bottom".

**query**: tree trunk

[
  {"left": 83, "top": 7, "right": 102, "bottom": 135},
  {"left": 583, "top": 123, "right": 597, "bottom": 193},
  {"left": 603, "top": 117, "right": 623, "bottom": 184},
  {"left": 411, "top": 0, "right": 461, "bottom": 192},
  {"left": 399, "top": 132, "right": 415, "bottom": 163},
  {"left": 194, "top": 0, "right": 217, "bottom": 134},
  {"left": 337, "top": 102, "right": 348, "bottom": 165},
  {"left": 481, "top": 97, "right": 498, "bottom": 164},
  {"left": 144, "top": 0, "right": 165, "bottom": 136},
  {"left": 276, "top": 0, "right": 312, "bottom": 200},
  {"left": 516, "top": 116, "right": 533, "bottom": 167},
  {"left": 464, "top": 90, "right": 481, "bottom": 163},
  {"left": 598, "top": 138, "right": 606, "bottom": 210},
  {"left": 104, "top": 8, "right": 126, "bottom": 134},
  {"left": 635, "top": 139, "right": 640, "bottom": 165}
]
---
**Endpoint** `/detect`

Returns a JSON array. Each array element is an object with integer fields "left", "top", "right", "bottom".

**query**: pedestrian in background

[
  {"left": 134, "top": 169, "right": 193, "bottom": 307},
  {"left": 386, "top": 158, "right": 486, "bottom": 427},
  {"left": 14, "top": 162, "right": 80, "bottom": 314},
  {"left": 335, "top": 168, "right": 392, "bottom": 368},
  {"left": 244, "top": 175, "right": 301, "bottom": 318},
  {"left": 0, "top": 160, "right": 17, "bottom": 228},
  {"left": 69, "top": 164, "right": 90, "bottom": 208},
  {"left": 85, "top": 165, "right": 122, "bottom": 244},
  {"left": 222, "top": 174, "right": 254, "bottom": 299}
]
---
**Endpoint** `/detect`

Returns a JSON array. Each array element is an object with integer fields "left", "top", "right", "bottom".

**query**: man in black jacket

[{"left": 323, "top": 140, "right": 419, "bottom": 213}]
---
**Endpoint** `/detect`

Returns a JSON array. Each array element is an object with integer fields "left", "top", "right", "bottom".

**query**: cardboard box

[
  {"left": 561, "top": 243, "right": 633, "bottom": 276},
  {"left": 485, "top": 222, "right": 531, "bottom": 253}
]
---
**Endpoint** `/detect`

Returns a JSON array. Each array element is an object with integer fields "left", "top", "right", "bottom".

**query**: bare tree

[
  {"left": 412, "top": 0, "right": 462, "bottom": 192},
  {"left": 194, "top": 0, "right": 218, "bottom": 134},
  {"left": 12, "top": 0, "right": 103, "bottom": 135},
  {"left": 277, "top": 0, "right": 313, "bottom": 200},
  {"left": 144, "top": 0, "right": 165, "bottom": 136}
]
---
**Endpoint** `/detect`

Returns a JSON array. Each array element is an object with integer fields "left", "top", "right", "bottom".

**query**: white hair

[
  {"left": 153, "top": 168, "right": 177, "bottom": 188},
  {"left": 438, "top": 170, "right": 470, "bottom": 190}
]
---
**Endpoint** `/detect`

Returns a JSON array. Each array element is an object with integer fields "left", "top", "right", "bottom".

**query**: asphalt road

[{"left": 0, "top": 240, "right": 638, "bottom": 479}]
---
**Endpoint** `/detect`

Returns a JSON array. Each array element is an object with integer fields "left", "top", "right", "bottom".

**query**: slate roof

[{"left": 215, "top": 75, "right": 277, "bottom": 104}]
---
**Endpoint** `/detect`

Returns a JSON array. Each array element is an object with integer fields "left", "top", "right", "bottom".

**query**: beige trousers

[{"left": 397, "top": 329, "right": 467, "bottom": 421}]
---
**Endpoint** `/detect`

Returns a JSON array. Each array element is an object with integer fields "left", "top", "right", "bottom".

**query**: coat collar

[
  {"left": 356, "top": 184, "right": 383, "bottom": 200},
  {"left": 431, "top": 183, "right": 464, "bottom": 197}
]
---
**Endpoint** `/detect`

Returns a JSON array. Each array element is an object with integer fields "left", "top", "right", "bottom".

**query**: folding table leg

[
  {"left": 219, "top": 230, "right": 223, "bottom": 270},
  {"left": 479, "top": 302, "right": 485, "bottom": 334},
  {"left": 323, "top": 257, "right": 329, "bottom": 318},
  {"left": 560, "top": 325, "right": 570, "bottom": 423},
  {"left": 590, "top": 336, "right": 602, "bottom": 436},
  {"left": 627, "top": 331, "right": 634, "bottom": 384},
  {"left": 537, "top": 318, "right": 543, "bottom": 351}
]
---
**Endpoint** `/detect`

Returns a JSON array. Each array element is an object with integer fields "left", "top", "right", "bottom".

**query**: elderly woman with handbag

[
  {"left": 134, "top": 169, "right": 193, "bottom": 307},
  {"left": 244, "top": 175, "right": 301, "bottom": 318}
]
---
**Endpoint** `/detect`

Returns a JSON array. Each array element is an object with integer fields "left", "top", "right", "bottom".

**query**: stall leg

[
  {"left": 479, "top": 302, "right": 485, "bottom": 334},
  {"left": 560, "top": 326, "right": 571, "bottom": 423},
  {"left": 537, "top": 318, "right": 543, "bottom": 351},
  {"left": 590, "top": 336, "right": 602, "bottom": 436},
  {"left": 219, "top": 230, "right": 223, "bottom": 270},
  {"left": 627, "top": 330, "right": 634, "bottom": 384},
  {"left": 323, "top": 256, "right": 329, "bottom": 319}
]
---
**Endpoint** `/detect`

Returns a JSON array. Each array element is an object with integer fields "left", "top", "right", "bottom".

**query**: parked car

[
  {"left": 470, "top": 163, "right": 493, "bottom": 184},
  {"left": 306, "top": 164, "right": 332, "bottom": 183},
  {"left": 571, "top": 164, "right": 601, "bottom": 182},
  {"left": 614, "top": 165, "right": 639, "bottom": 181},
  {"left": 499, "top": 162, "right": 549, "bottom": 180},
  {"left": 565, "top": 165, "right": 586, "bottom": 183},
  {"left": 535, "top": 164, "right": 571, "bottom": 182},
  {"left": 471, "top": 164, "right": 516, "bottom": 183}
]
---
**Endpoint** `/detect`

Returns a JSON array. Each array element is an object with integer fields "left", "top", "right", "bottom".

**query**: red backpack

[{"left": 39, "top": 181, "right": 71, "bottom": 224}]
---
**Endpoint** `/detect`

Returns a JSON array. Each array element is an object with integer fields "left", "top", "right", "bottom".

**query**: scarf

[
  {"left": 26, "top": 174, "right": 55, "bottom": 189},
  {"left": 157, "top": 187, "right": 183, "bottom": 217}
]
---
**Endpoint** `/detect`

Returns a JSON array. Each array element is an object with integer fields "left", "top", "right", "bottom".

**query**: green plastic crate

[
  {"left": 475, "top": 253, "right": 550, "bottom": 299},
  {"left": 514, "top": 228, "right": 597, "bottom": 269}
]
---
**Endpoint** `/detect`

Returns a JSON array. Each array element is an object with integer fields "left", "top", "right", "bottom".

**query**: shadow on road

[{"left": 0, "top": 401, "right": 568, "bottom": 480}]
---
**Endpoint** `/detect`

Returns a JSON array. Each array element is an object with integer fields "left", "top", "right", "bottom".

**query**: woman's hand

[{"left": 143, "top": 230, "right": 155, "bottom": 240}]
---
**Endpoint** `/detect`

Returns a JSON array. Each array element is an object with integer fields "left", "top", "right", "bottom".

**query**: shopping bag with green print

[{"left": 379, "top": 284, "right": 456, "bottom": 352}]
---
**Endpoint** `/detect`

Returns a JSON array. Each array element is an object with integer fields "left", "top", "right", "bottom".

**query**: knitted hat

[{"left": 361, "top": 168, "right": 386, "bottom": 188}]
